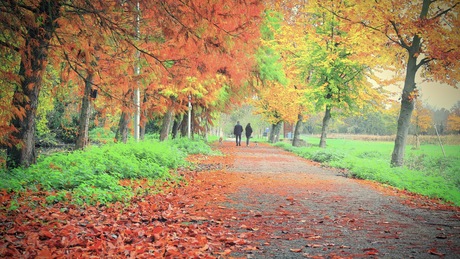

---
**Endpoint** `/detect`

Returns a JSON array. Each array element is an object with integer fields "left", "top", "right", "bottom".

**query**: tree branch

[
  {"left": 0, "top": 39, "right": 20, "bottom": 52},
  {"left": 416, "top": 57, "right": 432, "bottom": 70},
  {"left": 429, "top": 2, "right": 459, "bottom": 20},
  {"left": 316, "top": 3, "right": 407, "bottom": 49},
  {"left": 390, "top": 20, "right": 410, "bottom": 50}
]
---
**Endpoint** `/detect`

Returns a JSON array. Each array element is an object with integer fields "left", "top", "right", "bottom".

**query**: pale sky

[
  {"left": 378, "top": 70, "right": 460, "bottom": 111},
  {"left": 419, "top": 82, "right": 460, "bottom": 110}
]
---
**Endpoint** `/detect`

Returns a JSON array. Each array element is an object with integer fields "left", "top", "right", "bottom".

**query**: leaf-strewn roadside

[{"left": 0, "top": 150, "right": 241, "bottom": 258}]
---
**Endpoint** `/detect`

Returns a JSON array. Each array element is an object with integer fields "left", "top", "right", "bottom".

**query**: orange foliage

[{"left": 0, "top": 0, "right": 263, "bottom": 148}]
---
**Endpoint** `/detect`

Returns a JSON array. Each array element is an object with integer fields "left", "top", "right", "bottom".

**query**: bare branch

[
  {"left": 416, "top": 57, "right": 432, "bottom": 70},
  {"left": 429, "top": 2, "right": 459, "bottom": 20},
  {"left": 390, "top": 21, "right": 410, "bottom": 50}
]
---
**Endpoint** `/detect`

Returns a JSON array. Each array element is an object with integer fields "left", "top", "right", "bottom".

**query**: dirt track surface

[{"left": 211, "top": 141, "right": 460, "bottom": 258}]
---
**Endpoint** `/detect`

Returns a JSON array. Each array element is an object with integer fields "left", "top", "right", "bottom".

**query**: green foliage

[
  {"left": 170, "top": 137, "right": 217, "bottom": 155},
  {"left": 46, "top": 101, "right": 80, "bottom": 144},
  {"left": 311, "top": 150, "right": 345, "bottom": 163},
  {"left": 1, "top": 138, "right": 213, "bottom": 206},
  {"left": 257, "top": 10, "right": 287, "bottom": 84},
  {"left": 88, "top": 127, "right": 115, "bottom": 143},
  {"left": 275, "top": 137, "right": 460, "bottom": 206}
]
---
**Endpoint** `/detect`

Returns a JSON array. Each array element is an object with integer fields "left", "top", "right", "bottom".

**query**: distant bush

[{"left": 170, "top": 137, "right": 218, "bottom": 155}]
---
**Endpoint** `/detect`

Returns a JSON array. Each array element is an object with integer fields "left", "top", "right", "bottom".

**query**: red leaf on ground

[
  {"left": 39, "top": 230, "right": 54, "bottom": 240},
  {"left": 428, "top": 248, "right": 446, "bottom": 256},
  {"left": 36, "top": 247, "right": 54, "bottom": 258},
  {"left": 363, "top": 247, "right": 379, "bottom": 255}
]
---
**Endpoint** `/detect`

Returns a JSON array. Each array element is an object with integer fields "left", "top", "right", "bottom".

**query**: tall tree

[
  {"left": 273, "top": 0, "right": 384, "bottom": 148},
  {"left": 75, "top": 72, "right": 94, "bottom": 149},
  {"left": 0, "top": 0, "right": 140, "bottom": 166},
  {"left": 1, "top": 0, "right": 62, "bottom": 167},
  {"left": 331, "top": 0, "right": 460, "bottom": 166}
]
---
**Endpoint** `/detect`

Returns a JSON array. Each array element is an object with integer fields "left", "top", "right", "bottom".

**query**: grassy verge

[
  {"left": 0, "top": 138, "right": 217, "bottom": 207},
  {"left": 274, "top": 137, "right": 460, "bottom": 206}
]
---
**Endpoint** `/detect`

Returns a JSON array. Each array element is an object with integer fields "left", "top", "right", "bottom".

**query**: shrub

[
  {"left": 1, "top": 138, "right": 212, "bottom": 206},
  {"left": 311, "top": 150, "right": 345, "bottom": 163}
]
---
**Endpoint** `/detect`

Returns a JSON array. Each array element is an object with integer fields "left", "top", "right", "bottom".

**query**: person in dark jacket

[
  {"left": 245, "top": 123, "right": 253, "bottom": 146},
  {"left": 233, "top": 121, "right": 243, "bottom": 146}
]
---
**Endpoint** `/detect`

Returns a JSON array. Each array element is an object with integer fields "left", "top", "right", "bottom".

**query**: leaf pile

[{"left": 0, "top": 153, "right": 249, "bottom": 258}]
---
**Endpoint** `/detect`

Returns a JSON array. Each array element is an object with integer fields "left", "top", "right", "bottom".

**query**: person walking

[
  {"left": 233, "top": 121, "right": 243, "bottom": 146},
  {"left": 245, "top": 123, "right": 253, "bottom": 146}
]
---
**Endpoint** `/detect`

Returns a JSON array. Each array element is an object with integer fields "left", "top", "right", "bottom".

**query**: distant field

[{"left": 308, "top": 133, "right": 460, "bottom": 146}]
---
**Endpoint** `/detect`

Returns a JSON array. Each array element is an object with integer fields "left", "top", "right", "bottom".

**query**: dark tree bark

[
  {"left": 6, "top": 0, "right": 62, "bottom": 168},
  {"left": 171, "top": 114, "right": 181, "bottom": 139},
  {"left": 116, "top": 111, "right": 130, "bottom": 143},
  {"left": 180, "top": 113, "right": 188, "bottom": 138},
  {"left": 159, "top": 108, "right": 174, "bottom": 141},
  {"left": 75, "top": 73, "right": 94, "bottom": 149},
  {"left": 292, "top": 113, "right": 304, "bottom": 147},
  {"left": 319, "top": 106, "right": 331, "bottom": 148},
  {"left": 391, "top": 0, "right": 432, "bottom": 166},
  {"left": 140, "top": 120, "right": 146, "bottom": 140},
  {"left": 269, "top": 122, "right": 282, "bottom": 143}
]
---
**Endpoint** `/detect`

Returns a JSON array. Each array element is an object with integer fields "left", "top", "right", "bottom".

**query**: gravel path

[{"left": 217, "top": 142, "right": 460, "bottom": 258}]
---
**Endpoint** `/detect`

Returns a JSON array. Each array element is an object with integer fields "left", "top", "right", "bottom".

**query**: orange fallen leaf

[
  {"left": 363, "top": 247, "right": 379, "bottom": 255},
  {"left": 428, "top": 248, "right": 445, "bottom": 256}
]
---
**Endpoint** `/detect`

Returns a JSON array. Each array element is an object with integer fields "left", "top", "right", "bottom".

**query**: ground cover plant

[
  {"left": 274, "top": 137, "right": 460, "bottom": 206},
  {"left": 0, "top": 138, "right": 217, "bottom": 207}
]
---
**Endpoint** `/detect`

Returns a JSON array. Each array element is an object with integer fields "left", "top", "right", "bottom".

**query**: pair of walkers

[{"left": 233, "top": 121, "right": 253, "bottom": 146}]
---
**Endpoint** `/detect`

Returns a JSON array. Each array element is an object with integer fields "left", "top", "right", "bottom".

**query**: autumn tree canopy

[
  {"left": 0, "top": 0, "right": 263, "bottom": 168},
  {"left": 258, "top": 0, "right": 387, "bottom": 147}
]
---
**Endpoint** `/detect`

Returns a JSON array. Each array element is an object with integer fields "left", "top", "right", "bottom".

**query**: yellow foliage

[
  {"left": 447, "top": 114, "right": 460, "bottom": 132},
  {"left": 411, "top": 100, "right": 432, "bottom": 133}
]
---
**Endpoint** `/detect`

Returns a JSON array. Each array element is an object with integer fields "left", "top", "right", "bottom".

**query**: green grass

[
  {"left": 0, "top": 137, "right": 216, "bottom": 207},
  {"left": 274, "top": 136, "right": 460, "bottom": 206}
]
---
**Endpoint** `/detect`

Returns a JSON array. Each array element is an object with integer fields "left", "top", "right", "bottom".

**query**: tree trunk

[
  {"left": 171, "top": 115, "right": 181, "bottom": 139},
  {"left": 159, "top": 108, "right": 174, "bottom": 141},
  {"left": 391, "top": 89, "right": 416, "bottom": 166},
  {"left": 391, "top": 0, "right": 430, "bottom": 166},
  {"left": 75, "top": 73, "right": 94, "bottom": 149},
  {"left": 116, "top": 111, "right": 130, "bottom": 143},
  {"left": 6, "top": 0, "right": 61, "bottom": 168},
  {"left": 140, "top": 93, "right": 148, "bottom": 140},
  {"left": 269, "top": 122, "right": 282, "bottom": 143},
  {"left": 180, "top": 113, "right": 188, "bottom": 138},
  {"left": 413, "top": 134, "right": 420, "bottom": 150},
  {"left": 391, "top": 51, "right": 419, "bottom": 166},
  {"left": 140, "top": 120, "right": 146, "bottom": 140},
  {"left": 190, "top": 106, "right": 195, "bottom": 139},
  {"left": 292, "top": 113, "right": 303, "bottom": 147},
  {"left": 319, "top": 106, "right": 332, "bottom": 148}
]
